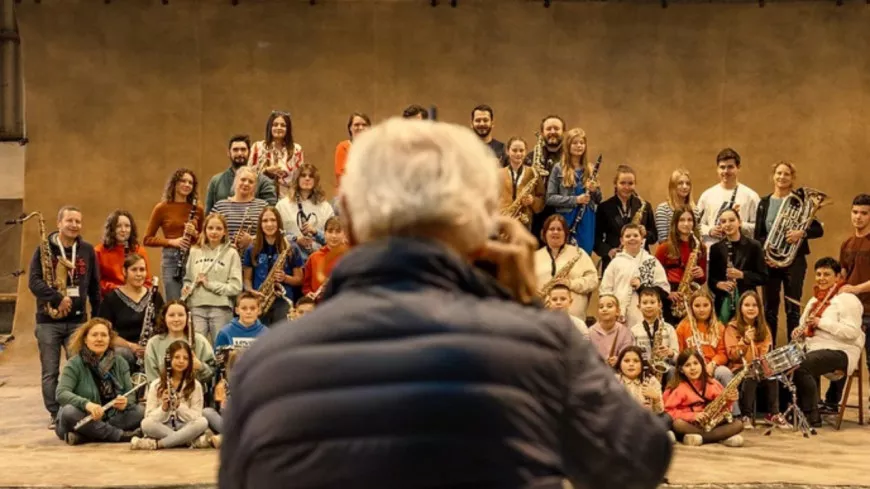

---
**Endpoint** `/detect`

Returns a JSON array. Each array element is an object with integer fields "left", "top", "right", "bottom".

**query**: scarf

[
  {"left": 807, "top": 280, "right": 844, "bottom": 336},
  {"left": 81, "top": 346, "right": 118, "bottom": 404}
]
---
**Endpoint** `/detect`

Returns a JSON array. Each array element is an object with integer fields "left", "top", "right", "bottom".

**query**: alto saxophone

[
  {"left": 701, "top": 361, "right": 749, "bottom": 432},
  {"left": 539, "top": 252, "right": 582, "bottom": 300},
  {"left": 631, "top": 194, "right": 648, "bottom": 227},
  {"left": 12, "top": 212, "right": 72, "bottom": 319},
  {"left": 649, "top": 320, "right": 669, "bottom": 379},
  {"left": 670, "top": 238, "right": 702, "bottom": 319},
  {"left": 502, "top": 160, "right": 548, "bottom": 225},
  {"left": 257, "top": 237, "right": 292, "bottom": 312}
]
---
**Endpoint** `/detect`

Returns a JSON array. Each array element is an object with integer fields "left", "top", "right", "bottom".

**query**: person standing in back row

[
  {"left": 28, "top": 206, "right": 101, "bottom": 430},
  {"left": 470, "top": 104, "right": 505, "bottom": 161},
  {"left": 204, "top": 135, "right": 278, "bottom": 215},
  {"left": 697, "top": 148, "right": 760, "bottom": 251}
]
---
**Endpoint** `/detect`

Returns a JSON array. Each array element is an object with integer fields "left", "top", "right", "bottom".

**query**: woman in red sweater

[
  {"left": 95, "top": 210, "right": 152, "bottom": 298},
  {"left": 655, "top": 206, "right": 706, "bottom": 325},
  {"left": 143, "top": 168, "right": 204, "bottom": 300},
  {"left": 663, "top": 349, "right": 743, "bottom": 447}
]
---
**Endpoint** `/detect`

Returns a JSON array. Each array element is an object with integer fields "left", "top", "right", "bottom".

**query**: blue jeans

[
  {"left": 192, "top": 305, "right": 233, "bottom": 345},
  {"left": 161, "top": 248, "right": 184, "bottom": 301},
  {"left": 35, "top": 322, "right": 81, "bottom": 417},
  {"left": 56, "top": 404, "right": 144, "bottom": 442}
]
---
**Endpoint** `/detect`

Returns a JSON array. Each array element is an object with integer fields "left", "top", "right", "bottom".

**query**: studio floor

[{"left": 1, "top": 331, "right": 869, "bottom": 489}]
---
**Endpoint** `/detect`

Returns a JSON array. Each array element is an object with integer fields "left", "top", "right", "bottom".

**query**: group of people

[{"left": 20, "top": 105, "right": 870, "bottom": 487}]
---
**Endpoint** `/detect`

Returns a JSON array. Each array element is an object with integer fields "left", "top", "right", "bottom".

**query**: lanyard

[
  {"left": 642, "top": 319, "right": 659, "bottom": 343},
  {"left": 55, "top": 235, "right": 77, "bottom": 281},
  {"left": 508, "top": 165, "right": 524, "bottom": 201}
]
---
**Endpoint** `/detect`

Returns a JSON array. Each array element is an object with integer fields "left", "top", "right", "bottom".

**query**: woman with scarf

[{"left": 55, "top": 318, "right": 145, "bottom": 446}]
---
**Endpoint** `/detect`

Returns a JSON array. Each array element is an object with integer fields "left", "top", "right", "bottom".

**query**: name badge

[{"left": 66, "top": 287, "right": 80, "bottom": 298}]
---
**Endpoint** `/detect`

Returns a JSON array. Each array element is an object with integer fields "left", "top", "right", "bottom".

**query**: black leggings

[
  {"left": 740, "top": 377, "right": 780, "bottom": 417},
  {"left": 672, "top": 419, "right": 743, "bottom": 444}
]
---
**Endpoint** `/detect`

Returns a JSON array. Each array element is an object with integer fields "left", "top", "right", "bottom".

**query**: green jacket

[
  {"left": 205, "top": 166, "right": 278, "bottom": 215},
  {"left": 56, "top": 354, "right": 136, "bottom": 416}
]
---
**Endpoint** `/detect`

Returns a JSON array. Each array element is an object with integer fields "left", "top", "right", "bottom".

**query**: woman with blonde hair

[
  {"left": 276, "top": 163, "right": 335, "bottom": 262},
  {"left": 545, "top": 127, "right": 602, "bottom": 254},
  {"left": 212, "top": 166, "right": 269, "bottom": 252},
  {"left": 655, "top": 169, "right": 700, "bottom": 243},
  {"left": 54, "top": 318, "right": 145, "bottom": 445}
]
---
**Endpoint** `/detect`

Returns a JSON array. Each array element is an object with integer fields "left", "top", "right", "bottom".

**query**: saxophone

[
  {"left": 631, "top": 194, "right": 648, "bottom": 227},
  {"left": 649, "top": 320, "right": 669, "bottom": 379},
  {"left": 701, "top": 361, "right": 748, "bottom": 432},
  {"left": 539, "top": 252, "right": 582, "bottom": 300},
  {"left": 670, "top": 238, "right": 702, "bottom": 319},
  {"left": 132, "top": 276, "right": 160, "bottom": 386},
  {"left": 257, "top": 237, "right": 292, "bottom": 312},
  {"left": 11, "top": 212, "right": 71, "bottom": 319},
  {"left": 502, "top": 159, "right": 548, "bottom": 226}
]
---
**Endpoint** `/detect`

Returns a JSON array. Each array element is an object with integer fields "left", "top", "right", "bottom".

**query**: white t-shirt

[{"left": 697, "top": 182, "right": 760, "bottom": 249}]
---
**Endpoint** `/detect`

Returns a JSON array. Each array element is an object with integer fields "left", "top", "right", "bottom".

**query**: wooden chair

[{"left": 832, "top": 352, "right": 865, "bottom": 430}]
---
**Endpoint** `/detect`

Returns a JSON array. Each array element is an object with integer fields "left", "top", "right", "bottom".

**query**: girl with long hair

[
  {"left": 133, "top": 340, "right": 216, "bottom": 449},
  {"left": 276, "top": 163, "right": 335, "bottom": 262},
  {"left": 655, "top": 207, "right": 707, "bottom": 325},
  {"left": 708, "top": 208, "right": 767, "bottom": 323},
  {"left": 544, "top": 128, "right": 602, "bottom": 254},
  {"left": 248, "top": 110, "right": 305, "bottom": 197},
  {"left": 95, "top": 209, "right": 152, "bottom": 298},
  {"left": 663, "top": 349, "right": 744, "bottom": 447},
  {"left": 143, "top": 168, "right": 204, "bottom": 300},
  {"left": 144, "top": 300, "right": 215, "bottom": 384},
  {"left": 654, "top": 169, "right": 699, "bottom": 243},
  {"left": 242, "top": 206, "right": 304, "bottom": 325},
  {"left": 724, "top": 291, "right": 790, "bottom": 429},
  {"left": 499, "top": 136, "right": 545, "bottom": 231},
  {"left": 594, "top": 165, "right": 658, "bottom": 272}
]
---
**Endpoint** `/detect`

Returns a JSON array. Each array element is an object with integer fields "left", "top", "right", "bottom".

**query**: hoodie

[
  {"left": 183, "top": 243, "right": 243, "bottom": 308},
  {"left": 214, "top": 318, "right": 268, "bottom": 350},
  {"left": 28, "top": 231, "right": 100, "bottom": 324},
  {"left": 599, "top": 249, "right": 669, "bottom": 327}
]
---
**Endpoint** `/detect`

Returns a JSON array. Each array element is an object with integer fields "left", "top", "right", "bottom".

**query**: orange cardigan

[
  {"left": 94, "top": 243, "right": 153, "bottom": 298},
  {"left": 674, "top": 318, "right": 728, "bottom": 366},
  {"left": 723, "top": 322, "right": 772, "bottom": 372},
  {"left": 302, "top": 245, "right": 347, "bottom": 295},
  {"left": 334, "top": 140, "right": 352, "bottom": 190}
]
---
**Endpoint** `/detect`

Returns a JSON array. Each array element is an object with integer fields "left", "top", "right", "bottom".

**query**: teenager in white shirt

[
  {"left": 697, "top": 148, "right": 760, "bottom": 250},
  {"left": 600, "top": 223, "right": 670, "bottom": 327}
]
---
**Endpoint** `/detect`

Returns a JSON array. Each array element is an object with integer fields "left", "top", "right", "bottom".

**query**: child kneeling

[
  {"left": 663, "top": 348, "right": 744, "bottom": 447},
  {"left": 132, "top": 340, "right": 215, "bottom": 449}
]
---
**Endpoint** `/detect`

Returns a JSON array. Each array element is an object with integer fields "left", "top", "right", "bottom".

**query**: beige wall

[{"left": 12, "top": 0, "right": 870, "bottom": 338}]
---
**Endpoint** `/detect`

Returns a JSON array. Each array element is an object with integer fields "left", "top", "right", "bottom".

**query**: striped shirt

[
  {"left": 654, "top": 202, "right": 701, "bottom": 244},
  {"left": 212, "top": 198, "right": 268, "bottom": 241}
]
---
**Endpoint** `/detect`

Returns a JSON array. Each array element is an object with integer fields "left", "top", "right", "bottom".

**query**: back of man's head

[{"left": 341, "top": 118, "right": 500, "bottom": 254}]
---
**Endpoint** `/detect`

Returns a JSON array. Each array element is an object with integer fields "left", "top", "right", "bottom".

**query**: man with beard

[
  {"left": 205, "top": 135, "right": 278, "bottom": 215},
  {"left": 525, "top": 115, "right": 566, "bottom": 245},
  {"left": 471, "top": 104, "right": 505, "bottom": 161}
]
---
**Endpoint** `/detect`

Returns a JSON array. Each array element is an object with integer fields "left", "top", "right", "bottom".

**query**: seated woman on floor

[
  {"left": 55, "top": 318, "right": 145, "bottom": 446},
  {"left": 144, "top": 300, "right": 215, "bottom": 385},
  {"left": 132, "top": 340, "right": 216, "bottom": 450}
]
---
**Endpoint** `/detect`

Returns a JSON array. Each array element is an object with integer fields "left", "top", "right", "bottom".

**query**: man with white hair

[{"left": 219, "top": 118, "right": 672, "bottom": 489}]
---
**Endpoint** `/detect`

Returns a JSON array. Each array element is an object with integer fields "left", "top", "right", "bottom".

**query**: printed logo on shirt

[{"left": 233, "top": 337, "right": 255, "bottom": 348}]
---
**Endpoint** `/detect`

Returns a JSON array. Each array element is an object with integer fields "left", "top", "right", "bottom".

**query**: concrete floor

[{"left": 2, "top": 334, "right": 869, "bottom": 489}]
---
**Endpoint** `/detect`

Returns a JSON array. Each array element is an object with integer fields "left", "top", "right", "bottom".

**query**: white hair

[
  {"left": 341, "top": 117, "right": 500, "bottom": 251},
  {"left": 234, "top": 166, "right": 258, "bottom": 192}
]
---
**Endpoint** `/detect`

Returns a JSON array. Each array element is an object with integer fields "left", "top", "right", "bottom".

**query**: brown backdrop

[{"left": 12, "top": 0, "right": 870, "bottom": 343}]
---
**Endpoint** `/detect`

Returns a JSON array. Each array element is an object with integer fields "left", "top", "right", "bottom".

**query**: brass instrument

[
  {"left": 132, "top": 277, "right": 160, "bottom": 387},
  {"left": 502, "top": 158, "right": 548, "bottom": 226},
  {"left": 764, "top": 187, "right": 829, "bottom": 268},
  {"left": 257, "top": 237, "right": 292, "bottom": 312},
  {"left": 232, "top": 207, "right": 255, "bottom": 251},
  {"left": 701, "top": 361, "right": 749, "bottom": 432},
  {"left": 174, "top": 197, "right": 199, "bottom": 280},
  {"left": 630, "top": 194, "right": 648, "bottom": 227},
  {"left": 11, "top": 212, "right": 71, "bottom": 319},
  {"left": 670, "top": 238, "right": 702, "bottom": 319},
  {"left": 649, "top": 320, "right": 669, "bottom": 378},
  {"left": 539, "top": 252, "right": 582, "bottom": 301}
]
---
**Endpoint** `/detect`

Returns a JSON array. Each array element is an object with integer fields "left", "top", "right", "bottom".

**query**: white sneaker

[
  {"left": 720, "top": 434, "right": 744, "bottom": 447},
  {"left": 211, "top": 433, "right": 222, "bottom": 449},
  {"left": 741, "top": 416, "right": 755, "bottom": 430},
  {"left": 129, "top": 436, "right": 158, "bottom": 450},
  {"left": 190, "top": 433, "right": 212, "bottom": 449},
  {"left": 682, "top": 433, "right": 703, "bottom": 446}
]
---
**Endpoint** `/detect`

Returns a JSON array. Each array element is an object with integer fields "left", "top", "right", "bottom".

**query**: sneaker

[
  {"left": 130, "top": 436, "right": 158, "bottom": 450},
  {"left": 819, "top": 403, "right": 839, "bottom": 415},
  {"left": 190, "top": 433, "right": 212, "bottom": 449},
  {"left": 720, "top": 434, "right": 744, "bottom": 447},
  {"left": 741, "top": 416, "right": 754, "bottom": 430},
  {"left": 765, "top": 413, "right": 792, "bottom": 430},
  {"left": 119, "top": 429, "right": 142, "bottom": 443},
  {"left": 65, "top": 432, "right": 82, "bottom": 446},
  {"left": 667, "top": 431, "right": 676, "bottom": 444},
  {"left": 48, "top": 416, "right": 57, "bottom": 430},
  {"left": 682, "top": 433, "right": 703, "bottom": 446},
  {"left": 211, "top": 433, "right": 222, "bottom": 449}
]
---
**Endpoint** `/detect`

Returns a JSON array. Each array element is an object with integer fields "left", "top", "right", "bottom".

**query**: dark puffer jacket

[{"left": 219, "top": 238, "right": 671, "bottom": 489}]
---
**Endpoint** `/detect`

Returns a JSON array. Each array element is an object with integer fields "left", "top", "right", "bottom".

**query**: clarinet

[
  {"left": 569, "top": 154, "right": 602, "bottom": 245},
  {"left": 174, "top": 197, "right": 198, "bottom": 281},
  {"left": 164, "top": 351, "right": 178, "bottom": 429}
]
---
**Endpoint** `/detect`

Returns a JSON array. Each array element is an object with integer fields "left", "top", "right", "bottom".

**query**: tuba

[{"left": 764, "top": 187, "right": 828, "bottom": 268}]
